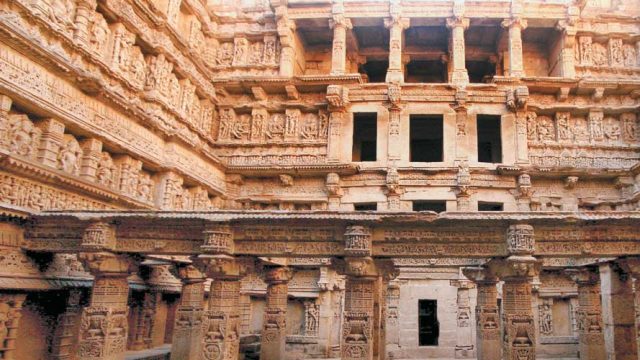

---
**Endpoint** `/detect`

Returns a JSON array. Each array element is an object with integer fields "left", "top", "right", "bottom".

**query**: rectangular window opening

[
  {"left": 352, "top": 113, "right": 377, "bottom": 162},
  {"left": 477, "top": 115, "right": 502, "bottom": 163},
  {"left": 406, "top": 60, "right": 447, "bottom": 83},
  {"left": 354, "top": 203, "right": 377, "bottom": 211},
  {"left": 466, "top": 60, "right": 496, "bottom": 83},
  {"left": 410, "top": 115, "right": 443, "bottom": 162},
  {"left": 413, "top": 201, "right": 446, "bottom": 213},
  {"left": 418, "top": 299, "right": 439, "bottom": 346},
  {"left": 478, "top": 202, "right": 504, "bottom": 211}
]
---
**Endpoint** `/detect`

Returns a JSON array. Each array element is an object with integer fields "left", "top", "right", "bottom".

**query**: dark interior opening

[
  {"left": 359, "top": 60, "right": 389, "bottom": 83},
  {"left": 352, "top": 113, "right": 377, "bottom": 162},
  {"left": 419, "top": 299, "right": 439, "bottom": 346},
  {"left": 477, "top": 115, "right": 502, "bottom": 163},
  {"left": 354, "top": 203, "right": 377, "bottom": 211},
  {"left": 410, "top": 115, "right": 443, "bottom": 162},
  {"left": 478, "top": 202, "right": 504, "bottom": 211},
  {"left": 405, "top": 60, "right": 447, "bottom": 83},
  {"left": 413, "top": 201, "right": 446, "bottom": 213},
  {"left": 467, "top": 60, "right": 496, "bottom": 83}
]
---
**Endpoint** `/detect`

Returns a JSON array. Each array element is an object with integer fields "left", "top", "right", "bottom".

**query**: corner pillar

[
  {"left": 565, "top": 267, "right": 606, "bottom": 360},
  {"left": 463, "top": 267, "right": 501, "bottom": 360},
  {"left": 446, "top": 17, "right": 470, "bottom": 86},
  {"left": 169, "top": 264, "right": 207, "bottom": 360},
  {"left": 260, "top": 266, "right": 293, "bottom": 360}
]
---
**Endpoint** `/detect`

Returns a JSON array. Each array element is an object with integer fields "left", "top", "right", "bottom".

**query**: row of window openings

[
  {"left": 352, "top": 113, "right": 502, "bottom": 163},
  {"left": 359, "top": 60, "right": 496, "bottom": 84},
  {"left": 353, "top": 201, "right": 504, "bottom": 212}
]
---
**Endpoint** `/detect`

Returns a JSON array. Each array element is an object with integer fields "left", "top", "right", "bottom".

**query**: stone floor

[{"left": 125, "top": 344, "right": 171, "bottom": 360}]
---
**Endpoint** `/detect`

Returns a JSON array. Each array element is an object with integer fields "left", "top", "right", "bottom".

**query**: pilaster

[
  {"left": 556, "top": 20, "right": 577, "bottom": 78},
  {"left": 326, "top": 85, "right": 349, "bottom": 163},
  {"left": 80, "top": 138, "right": 103, "bottom": 182},
  {"left": 35, "top": 118, "right": 65, "bottom": 168},
  {"left": 260, "top": 266, "right": 293, "bottom": 360},
  {"left": 565, "top": 267, "right": 606, "bottom": 360},
  {"left": 73, "top": 0, "right": 98, "bottom": 45},
  {"left": 463, "top": 267, "right": 500, "bottom": 360},
  {"left": 450, "top": 279, "right": 475, "bottom": 357},
  {"left": 387, "top": 83, "right": 402, "bottom": 163}
]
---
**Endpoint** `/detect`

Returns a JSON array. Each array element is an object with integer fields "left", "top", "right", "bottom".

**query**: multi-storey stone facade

[{"left": 0, "top": 0, "right": 639, "bottom": 359}]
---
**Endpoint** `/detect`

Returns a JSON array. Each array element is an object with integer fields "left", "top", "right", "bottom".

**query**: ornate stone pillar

[
  {"left": 35, "top": 118, "right": 65, "bottom": 168},
  {"left": 454, "top": 90, "right": 468, "bottom": 161},
  {"left": 169, "top": 264, "right": 206, "bottom": 360},
  {"left": 330, "top": 14, "right": 352, "bottom": 75},
  {"left": 387, "top": 83, "right": 401, "bottom": 163},
  {"left": 488, "top": 224, "right": 540, "bottom": 360},
  {"left": 451, "top": 279, "right": 474, "bottom": 357},
  {"left": 446, "top": 9, "right": 470, "bottom": 86},
  {"left": 50, "top": 289, "right": 84, "bottom": 360},
  {"left": 342, "top": 257, "right": 378, "bottom": 360},
  {"left": 275, "top": 9, "right": 296, "bottom": 77},
  {"left": 326, "top": 85, "right": 349, "bottom": 164},
  {"left": 76, "top": 221, "right": 137, "bottom": 360},
  {"left": 384, "top": 15, "right": 409, "bottom": 84},
  {"left": 129, "top": 291, "right": 159, "bottom": 350},
  {"left": 385, "top": 281, "right": 401, "bottom": 356},
  {"left": 0, "top": 293, "right": 27, "bottom": 360},
  {"left": 599, "top": 259, "right": 640, "bottom": 360},
  {"left": 260, "top": 266, "right": 293, "bottom": 360},
  {"left": 502, "top": 18, "right": 527, "bottom": 78},
  {"left": 195, "top": 223, "right": 247, "bottom": 360},
  {"left": 73, "top": 0, "right": 97, "bottom": 45},
  {"left": 556, "top": 21, "right": 577, "bottom": 78},
  {"left": 565, "top": 267, "right": 606, "bottom": 360},
  {"left": 80, "top": 138, "right": 103, "bottom": 182},
  {"left": 77, "top": 252, "right": 137, "bottom": 360},
  {"left": 463, "top": 267, "right": 501, "bottom": 360}
]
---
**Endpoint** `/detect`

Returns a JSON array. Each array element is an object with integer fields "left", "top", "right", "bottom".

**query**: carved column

[
  {"left": 387, "top": 83, "right": 401, "bottom": 163},
  {"left": 129, "top": 291, "right": 159, "bottom": 350},
  {"left": 565, "top": 267, "right": 606, "bottom": 360},
  {"left": 0, "top": 293, "right": 27, "bottom": 360},
  {"left": 446, "top": 16, "right": 470, "bottom": 86},
  {"left": 599, "top": 259, "right": 639, "bottom": 360},
  {"left": 77, "top": 252, "right": 137, "bottom": 360},
  {"left": 384, "top": 16, "right": 409, "bottom": 84},
  {"left": 260, "top": 266, "right": 293, "bottom": 360},
  {"left": 170, "top": 264, "right": 206, "bottom": 360},
  {"left": 342, "top": 258, "right": 378, "bottom": 360},
  {"left": 502, "top": 18, "right": 527, "bottom": 78},
  {"left": 488, "top": 224, "right": 540, "bottom": 360},
  {"left": 463, "top": 267, "right": 501, "bottom": 360},
  {"left": 50, "top": 289, "right": 84, "bottom": 360},
  {"left": 451, "top": 279, "right": 474, "bottom": 357},
  {"left": 73, "top": 0, "right": 97, "bottom": 45},
  {"left": 454, "top": 90, "right": 468, "bottom": 161},
  {"left": 326, "top": 85, "right": 349, "bottom": 164},
  {"left": 385, "top": 281, "right": 401, "bottom": 356},
  {"left": 275, "top": 10, "right": 296, "bottom": 77},
  {"left": 556, "top": 21, "right": 577, "bottom": 78},
  {"left": 80, "top": 139, "right": 103, "bottom": 182},
  {"left": 35, "top": 118, "right": 65, "bottom": 168},
  {"left": 195, "top": 224, "right": 247, "bottom": 360},
  {"left": 330, "top": 15, "right": 352, "bottom": 75}
]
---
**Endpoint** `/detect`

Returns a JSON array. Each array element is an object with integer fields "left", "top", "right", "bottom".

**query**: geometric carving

[
  {"left": 81, "top": 222, "right": 116, "bottom": 250},
  {"left": 506, "top": 224, "right": 535, "bottom": 255},
  {"left": 344, "top": 225, "right": 372, "bottom": 257},
  {"left": 201, "top": 224, "right": 234, "bottom": 255}
]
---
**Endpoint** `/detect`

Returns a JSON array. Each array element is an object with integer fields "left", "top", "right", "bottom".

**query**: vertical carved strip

[
  {"left": 342, "top": 277, "right": 375, "bottom": 360},
  {"left": 202, "top": 279, "right": 241, "bottom": 360},
  {"left": 260, "top": 267, "right": 292, "bottom": 360}
]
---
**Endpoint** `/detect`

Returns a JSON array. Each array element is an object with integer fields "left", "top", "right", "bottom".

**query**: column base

[{"left": 451, "top": 70, "right": 469, "bottom": 87}]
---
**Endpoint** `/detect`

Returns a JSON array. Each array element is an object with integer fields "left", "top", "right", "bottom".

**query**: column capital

[
  {"left": 201, "top": 223, "right": 234, "bottom": 255},
  {"left": 329, "top": 15, "right": 352, "bottom": 30},
  {"left": 565, "top": 266, "right": 600, "bottom": 285},
  {"left": 326, "top": 85, "right": 349, "bottom": 111},
  {"left": 384, "top": 17, "right": 410, "bottom": 30},
  {"left": 264, "top": 266, "right": 293, "bottom": 284},
  {"left": 78, "top": 251, "right": 138, "bottom": 277},
  {"left": 446, "top": 17, "right": 470, "bottom": 30},
  {"left": 487, "top": 256, "right": 541, "bottom": 280},
  {"left": 501, "top": 17, "right": 528, "bottom": 30},
  {"left": 173, "top": 263, "right": 206, "bottom": 283},
  {"left": 462, "top": 266, "right": 498, "bottom": 284},
  {"left": 387, "top": 83, "right": 402, "bottom": 110},
  {"left": 193, "top": 254, "right": 249, "bottom": 280}
]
